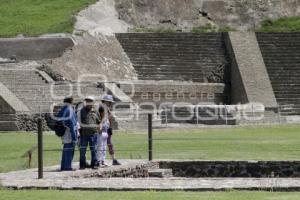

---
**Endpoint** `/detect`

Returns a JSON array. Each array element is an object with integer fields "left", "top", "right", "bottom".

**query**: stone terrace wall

[
  {"left": 0, "top": 37, "right": 74, "bottom": 61},
  {"left": 160, "top": 161, "right": 300, "bottom": 178}
]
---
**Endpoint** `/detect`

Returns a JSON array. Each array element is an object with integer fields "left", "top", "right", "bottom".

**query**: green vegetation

[
  {"left": 258, "top": 16, "right": 300, "bottom": 32},
  {"left": 131, "top": 26, "right": 177, "bottom": 33},
  {"left": 2, "top": 190, "right": 300, "bottom": 200},
  {"left": 131, "top": 24, "right": 236, "bottom": 33},
  {"left": 191, "top": 24, "right": 236, "bottom": 33},
  {"left": 1, "top": 124, "right": 300, "bottom": 173},
  {"left": 191, "top": 24, "right": 218, "bottom": 33},
  {"left": 0, "top": 0, "right": 97, "bottom": 37}
]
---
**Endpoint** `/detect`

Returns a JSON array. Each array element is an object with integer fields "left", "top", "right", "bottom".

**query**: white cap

[{"left": 85, "top": 96, "right": 95, "bottom": 101}]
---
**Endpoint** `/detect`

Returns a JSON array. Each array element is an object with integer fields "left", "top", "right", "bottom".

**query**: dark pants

[
  {"left": 80, "top": 134, "right": 97, "bottom": 168},
  {"left": 61, "top": 143, "right": 75, "bottom": 171}
]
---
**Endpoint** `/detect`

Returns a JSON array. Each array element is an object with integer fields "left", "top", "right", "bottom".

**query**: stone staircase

[
  {"left": 0, "top": 67, "right": 105, "bottom": 131},
  {"left": 256, "top": 33, "right": 300, "bottom": 116},
  {"left": 116, "top": 33, "right": 230, "bottom": 83},
  {"left": 0, "top": 69, "right": 105, "bottom": 113},
  {"left": 115, "top": 33, "right": 231, "bottom": 126}
]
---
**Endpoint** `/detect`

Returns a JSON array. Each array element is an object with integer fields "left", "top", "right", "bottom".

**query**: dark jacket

[{"left": 79, "top": 106, "right": 100, "bottom": 136}]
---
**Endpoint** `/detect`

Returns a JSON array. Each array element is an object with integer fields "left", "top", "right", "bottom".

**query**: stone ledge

[{"left": 0, "top": 37, "right": 74, "bottom": 61}]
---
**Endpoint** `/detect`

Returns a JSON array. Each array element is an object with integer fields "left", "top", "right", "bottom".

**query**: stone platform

[{"left": 2, "top": 160, "right": 300, "bottom": 191}]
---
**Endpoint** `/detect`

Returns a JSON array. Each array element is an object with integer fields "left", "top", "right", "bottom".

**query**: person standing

[
  {"left": 58, "top": 97, "right": 78, "bottom": 171},
  {"left": 96, "top": 106, "right": 110, "bottom": 167},
  {"left": 78, "top": 96, "right": 100, "bottom": 170},
  {"left": 97, "top": 94, "right": 121, "bottom": 166}
]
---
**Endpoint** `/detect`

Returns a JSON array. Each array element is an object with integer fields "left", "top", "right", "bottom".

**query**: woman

[
  {"left": 96, "top": 105, "right": 110, "bottom": 167},
  {"left": 100, "top": 94, "right": 121, "bottom": 166}
]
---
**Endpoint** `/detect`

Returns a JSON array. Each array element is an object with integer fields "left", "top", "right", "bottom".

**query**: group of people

[{"left": 58, "top": 94, "right": 121, "bottom": 171}]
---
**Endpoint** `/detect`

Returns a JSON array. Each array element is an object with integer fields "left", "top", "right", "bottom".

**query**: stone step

[
  {"left": 124, "top": 49, "right": 225, "bottom": 54},
  {"left": 260, "top": 48, "right": 300, "bottom": 52},
  {"left": 119, "top": 39, "right": 224, "bottom": 43},
  {"left": 134, "top": 65, "right": 222, "bottom": 70},
  {"left": 270, "top": 80, "right": 300, "bottom": 84},
  {"left": 118, "top": 35, "right": 223, "bottom": 39},
  {"left": 117, "top": 34, "right": 223, "bottom": 39},
  {"left": 274, "top": 90, "right": 300, "bottom": 94},
  {"left": 265, "top": 62, "right": 300, "bottom": 65},
  {"left": 259, "top": 42, "right": 300, "bottom": 46},
  {"left": 268, "top": 70, "right": 300, "bottom": 73},
  {"left": 130, "top": 58, "right": 226, "bottom": 63},
  {"left": 134, "top": 69, "right": 217, "bottom": 73},
  {"left": 148, "top": 169, "right": 173, "bottom": 178},
  {"left": 121, "top": 46, "right": 224, "bottom": 50},
  {"left": 137, "top": 75, "right": 205, "bottom": 81},
  {"left": 119, "top": 34, "right": 224, "bottom": 38},
  {"left": 0, "top": 121, "right": 19, "bottom": 131},
  {"left": 0, "top": 114, "right": 17, "bottom": 121},
  {"left": 263, "top": 56, "right": 300, "bottom": 60}
]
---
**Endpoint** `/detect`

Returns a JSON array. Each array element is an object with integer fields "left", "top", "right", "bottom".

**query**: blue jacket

[{"left": 58, "top": 104, "right": 77, "bottom": 142}]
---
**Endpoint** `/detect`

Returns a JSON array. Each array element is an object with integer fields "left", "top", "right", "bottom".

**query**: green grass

[
  {"left": 0, "top": 0, "right": 97, "bottom": 37},
  {"left": 191, "top": 24, "right": 236, "bottom": 33},
  {"left": 1, "top": 125, "right": 300, "bottom": 173},
  {"left": 1, "top": 190, "right": 300, "bottom": 200},
  {"left": 258, "top": 16, "right": 300, "bottom": 32}
]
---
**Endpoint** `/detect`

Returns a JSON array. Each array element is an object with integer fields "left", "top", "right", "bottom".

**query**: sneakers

[
  {"left": 100, "top": 162, "right": 109, "bottom": 168},
  {"left": 112, "top": 159, "right": 121, "bottom": 166}
]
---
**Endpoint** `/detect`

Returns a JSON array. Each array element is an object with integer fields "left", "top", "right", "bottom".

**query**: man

[
  {"left": 98, "top": 94, "right": 121, "bottom": 166},
  {"left": 58, "top": 96, "right": 77, "bottom": 171},
  {"left": 78, "top": 96, "right": 99, "bottom": 170}
]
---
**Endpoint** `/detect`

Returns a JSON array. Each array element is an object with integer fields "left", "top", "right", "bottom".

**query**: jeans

[
  {"left": 79, "top": 134, "right": 97, "bottom": 168},
  {"left": 61, "top": 143, "right": 75, "bottom": 171}
]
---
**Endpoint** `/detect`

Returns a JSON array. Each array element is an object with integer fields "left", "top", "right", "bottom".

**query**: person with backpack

[
  {"left": 78, "top": 96, "right": 100, "bottom": 170},
  {"left": 57, "top": 96, "right": 78, "bottom": 171}
]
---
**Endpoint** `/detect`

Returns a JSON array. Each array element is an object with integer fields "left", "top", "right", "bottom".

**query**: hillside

[
  {"left": 0, "top": 0, "right": 97, "bottom": 37},
  {"left": 0, "top": 0, "right": 300, "bottom": 37}
]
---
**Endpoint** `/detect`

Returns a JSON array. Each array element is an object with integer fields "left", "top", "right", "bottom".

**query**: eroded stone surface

[
  {"left": 49, "top": 33, "right": 137, "bottom": 82},
  {"left": 115, "top": 0, "right": 300, "bottom": 31}
]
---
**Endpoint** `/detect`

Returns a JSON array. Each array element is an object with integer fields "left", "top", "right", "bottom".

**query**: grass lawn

[
  {"left": 1, "top": 124, "right": 300, "bottom": 173},
  {"left": 0, "top": 0, "right": 97, "bottom": 37},
  {"left": 258, "top": 17, "right": 300, "bottom": 32},
  {"left": 1, "top": 190, "right": 300, "bottom": 200}
]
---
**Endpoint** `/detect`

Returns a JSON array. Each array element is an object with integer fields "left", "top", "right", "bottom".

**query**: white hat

[
  {"left": 85, "top": 96, "right": 95, "bottom": 101},
  {"left": 101, "top": 94, "right": 115, "bottom": 103}
]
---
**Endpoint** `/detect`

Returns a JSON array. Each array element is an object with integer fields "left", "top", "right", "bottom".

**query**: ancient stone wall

[{"left": 160, "top": 161, "right": 300, "bottom": 178}]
